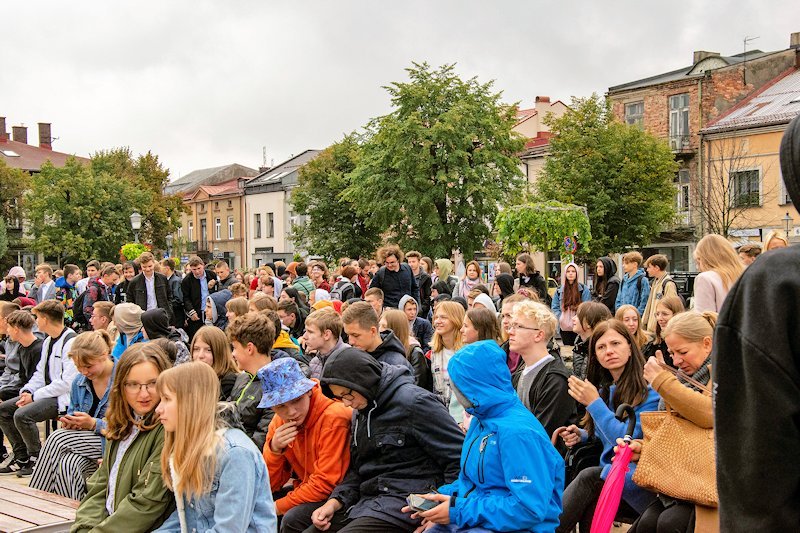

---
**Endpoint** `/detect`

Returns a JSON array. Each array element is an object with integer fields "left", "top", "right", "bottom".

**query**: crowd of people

[{"left": 0, "top": 117, "right": 799, "bottom": 532}]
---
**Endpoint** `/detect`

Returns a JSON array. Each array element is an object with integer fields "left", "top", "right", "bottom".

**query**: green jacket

[{"left": 71, "top": 423, "right": 174, "bottom": 533}]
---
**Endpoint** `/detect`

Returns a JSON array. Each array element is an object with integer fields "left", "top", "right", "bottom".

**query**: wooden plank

[
  {"left": 0, "top": 513, "right": 36, "bottom": 532},
  {"left": 0, "top": 498, "right": 66, "bottom": 526},
  {"left": 0, "top": 484, "right": 80, "bottom": 509},
  {"left": 0, "top": 490, "right": 75, "bottom": 521}
]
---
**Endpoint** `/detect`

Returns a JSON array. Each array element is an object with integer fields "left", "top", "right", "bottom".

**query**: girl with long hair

[
  {"left": 592, "top": 257, "right": 620, "bottom": 313},
  {"left": 556, "top": 320, "right": 660, "bottom": 532},
  {"left": 461, "top": 307, "right": 502, "bottom": 345},
  {"left": 692, "top": 234, "right": 744, "bottom": 313},
  {"left": 429, "top": 301, "right": 466, "bottom": 425},
  {"left": 631, "top": 311, "right": 718, "bottom": 532},
  {"left": 190, "top": 326, "right": 240, "bottom": 401},
  {"left": 615, "top": 304, "right": 650, "bottom": 349},
  {"left": 453, "top": 260, "right": 484, "bottom": 299},
  {"left": 551, "top": 263, "right": 591, "bottom": 346},
  {"left": 72, "top": 343, "right": 174, "bottom": 532},
  {"left": 29, "top": 330, "right": 115, "bottom": 499},
  {"left": 515, "top": 252, "right": 548, "bottom": 301},
  {"left": 641, "top": 295, "right": 685, "bottom": 364},
  {"left": 154, "top": 362, "right": 276, "bottom": 532},
  {"left": 380, "top": 309, "right": 432, "bottom": 391}
]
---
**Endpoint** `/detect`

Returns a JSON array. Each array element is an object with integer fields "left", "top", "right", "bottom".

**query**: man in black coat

[
  {"left": 369, "top": 245, "right": 419, "bottom": 309},
  {"left": 311, "top": 347, "right": 463, "bottom": 532},
  {"left": 180, "top": 256, "right": 217, "bottom": 340},
  {"left": 405, "top": 251, "right": 431, "bottom": 318},
  {"left": 127, "top": 252, "right": 173, "bottom": 324}
]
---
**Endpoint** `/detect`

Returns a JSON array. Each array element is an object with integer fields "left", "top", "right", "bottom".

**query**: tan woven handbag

[{"left": 632, "top": 365, "right": 718, "bottom": 507}]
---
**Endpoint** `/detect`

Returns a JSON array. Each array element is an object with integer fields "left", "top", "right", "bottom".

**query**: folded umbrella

[{"left": 590, "top": 404, "right": 636, "bottom": 533}]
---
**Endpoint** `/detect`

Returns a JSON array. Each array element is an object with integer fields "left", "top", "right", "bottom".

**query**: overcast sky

[{"left": 5, "top": 1, "right": 798, "bottom": 179}]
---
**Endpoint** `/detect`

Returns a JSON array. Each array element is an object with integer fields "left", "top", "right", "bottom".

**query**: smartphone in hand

[{"left": 406, "top": 494, "right": 439, "bottom": 513}]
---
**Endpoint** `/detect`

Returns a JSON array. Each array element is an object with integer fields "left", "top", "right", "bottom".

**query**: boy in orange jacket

[{"left": 260, "top": 357, "right": 352, "bottom": 533}]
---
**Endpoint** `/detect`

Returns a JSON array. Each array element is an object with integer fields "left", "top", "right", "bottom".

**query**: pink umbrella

[{"left": 590, "top": 404, "right": 636, "bottom": 533}]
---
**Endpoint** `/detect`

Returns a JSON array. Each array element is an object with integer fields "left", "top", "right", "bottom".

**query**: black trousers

[
  {"left": 629, "top": 497, "right": 695, "bottom": 533},
  {"left": 303, "top": 514, "right": 410, "bottom": 533},
  {"left": 557, "top": 466, "right": 605, "bottom": 532}
]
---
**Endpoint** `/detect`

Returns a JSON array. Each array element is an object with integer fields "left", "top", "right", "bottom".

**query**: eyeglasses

[
  {"left": 334, "top": 388, "right": 355, "bottom": 401},
  {"left": 508, "top": 323, "right": 541, "bottom": 333},
  {"left": 124, "top": 381, "right": 157, "bottom": 393}
]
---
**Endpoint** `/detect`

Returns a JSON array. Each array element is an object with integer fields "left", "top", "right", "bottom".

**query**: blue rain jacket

[{"left": 439, "top": 340, "right": 564, "bottom": 532}]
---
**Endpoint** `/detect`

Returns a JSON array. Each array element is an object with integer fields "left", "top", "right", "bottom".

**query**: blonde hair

[
  {"left": 663, "top": 311, "right": 717, "bottom": 344},
  {"left": 431, "top": 301, "right": 465, "bottom": 353},
  {"left": 249, "top": 293, "right": 277, "bottom": 312},
  {"left": 69, "top": 330, "right": 113, "bottom": 367},
  {"left": 191, "top": 326, "right": 239, "bottom": 377},
  {"left": 694, "top": 234, "right": 744, "bottom": 290},
  {"left": 305, "top": 308, "right": 343, "bottom": 339},
  {"left": 654, "top": 295, "right": 685, "bottom": 341},
  {"left": 513, "top": 300, "right": 557, "bottom": 341},
  {"left": 158, "top": 362, "right": 221, "bottom": 499},
  {"left": 763, "top": 230, "right": 790, "bottom": 251},
  {"left": 622, "top": 251, "right": 643, "bottom": 266},
  {"left": 225, "top": 297, "right": 249, "bottom": 319},
  {"left": 615, "top": 305, "right": 649, "bottom": 348}
]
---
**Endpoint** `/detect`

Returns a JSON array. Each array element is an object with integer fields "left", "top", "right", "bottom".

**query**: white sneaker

[{"left": 0, "top": 452, "right": 13, "bottom": 469}]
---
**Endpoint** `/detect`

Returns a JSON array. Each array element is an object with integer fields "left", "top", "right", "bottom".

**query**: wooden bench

[{"left": 0, "top": 481, "right": 78, "bottom": 532}]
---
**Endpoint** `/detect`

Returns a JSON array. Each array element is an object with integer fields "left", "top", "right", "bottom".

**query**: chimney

[
  {"left": 535, "top": 96, "right": 551, "bottom": 104},
  {"left": 38, "top": 122, "right": 52, "bottom": 150},
  {"left": 0, "top": 117, "right": 7, "bottom": 143},
  {"left": 693, "top": 51, "right": 720, "bottom": 64},
  {"left": 12, "top": 125, "right": 27, "bottom": 144},
  {"left": 791, "top": 31, "right": 800, "bottom": 49},
  {"left": 534, "top": 95, "right": 551, "bottom": 113}
]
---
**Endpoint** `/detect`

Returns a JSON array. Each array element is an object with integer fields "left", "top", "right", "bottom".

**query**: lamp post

[
  {"left": 166, "top": 234, "right": 173, "bottom": 258},
  {"left": 130, "top": 211, "right": 142, "bottom": 243},
  {"left": 783, "top": 212, "right": 793, "bottom": 240}
]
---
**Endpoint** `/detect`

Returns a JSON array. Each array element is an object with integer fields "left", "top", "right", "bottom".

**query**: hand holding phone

[{"left": 406, "top": 494, "right": 439, "bottom": 513}]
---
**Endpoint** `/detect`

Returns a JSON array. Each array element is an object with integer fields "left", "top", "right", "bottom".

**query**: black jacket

[
  {"left": 127, "top": 272, "right": 173, "bottom": 323},
  {"left": 166, "top": 272, "right": 185, "bottom": 328},
  {"left": 409, "top": 345, "right": 433, "bottom": 391},
  {"left": 370, "top": 331, "right": 414, "bottom": 371},
  {"left": 517, "top": 271, "right": 548, "bottom": 302},
  {"left": 415, "top": 270, "right": 432, "bottom": 319},
  {"left": 228, "top": 370, "right": 273, "bottom": 451},
  {"left": 369, "top": 264, "right": 420, "bottom": 309},
  {"left": 593, "top": 257, "right": 620, "bottom": 314},
  {"left": 411, "top": 317, "right": 434, "bottom": 354},
  {"left": 180, "top": 270, "right": 217, "bottom": 317},
  {"left": 330, "top": 363, "right": 463, "bottom": 529},
  {"left": 714, "top": 244, "right": 800, "bottom": 531},
  {"left": 511, "top": 357, "right": 577, "bottom": 448}
]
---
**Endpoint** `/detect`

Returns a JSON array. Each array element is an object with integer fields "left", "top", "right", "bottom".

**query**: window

[
  {"left": 730, "top": 169, "right": 761, "bottom": 207},
  {"left": 177, "top": 227, "right": 183, "bottom": 239},
  {"left": 675, "top": 170, "right": 690, "bottom": 212},
  {"left": 254, "top": 213, "right": 262, "bottom": 239},
  {"left": 669, "top": 94, "right": 690, "bottom": 150},
  {"left": 268, "top": 212, "right": 275, "bottom": 238},
  {"left": 228, "top": 216, "right": 234, "bottom": 240},
  {"left": 227, "top": 200, "right": 233, "bottom": 209},
  {"left": 780, "top": 169, "right": 792, "bottom": 205},
  {"left": 200, "top": 219, "right": 207, "bottom": 243},
  {"left": 624, "top": 101, "right": 644, "bottom": 127},
  {"left": 215, "top": 218, "right": 221, "bottom": 240},
  {"left": 214, "top": 201, "right": 219, "bottom": 211},
  {"left": 188, "top": 221, "right": 193, "bottom": 242}
]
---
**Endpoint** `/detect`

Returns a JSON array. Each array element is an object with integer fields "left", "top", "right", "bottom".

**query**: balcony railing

[{"left": 669, "top": 135, "right": 693, "bottom": 153}]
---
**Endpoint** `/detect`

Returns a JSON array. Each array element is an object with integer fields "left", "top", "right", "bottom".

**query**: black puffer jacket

[
  {"left": 370, "top": 331, "right": 414, "bottom": 371},
  {"left": 323, "top": 351, "right": 463, "bottom": 529},
  {"left": 228, "top": 370, "right": 273, "bottom": 451}
]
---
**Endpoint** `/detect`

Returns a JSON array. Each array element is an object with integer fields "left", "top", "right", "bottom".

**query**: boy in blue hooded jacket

[{"left": 406, "top": 340, "right": 564, "bottom": 533}]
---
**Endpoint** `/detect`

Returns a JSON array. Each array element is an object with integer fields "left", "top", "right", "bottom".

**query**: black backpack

[{"left": 71, "top": 290, "right": 89, "bottom": 328}]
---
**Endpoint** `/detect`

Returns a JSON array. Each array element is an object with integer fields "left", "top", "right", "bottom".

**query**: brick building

[{"left": 607, "top": 31, "right": 800, "bottom": 270}]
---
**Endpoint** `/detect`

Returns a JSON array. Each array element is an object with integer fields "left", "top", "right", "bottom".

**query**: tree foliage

[
  {"left": 538, "top": 94, "right": 678, "bottom": 256},
  {"left": 343, "top": 62, "right": 525, "bottom": 258},
  {"left": 91, "top": 148, "right": 188, "bottom": 250},
  {"left": 495, "top": 200, "right": 591, "bottom": 259},
  {"left": 0, "top": 218, "right": 7, "bottom": 259},
  {"left": 290, "top": 135, "right": 382, "bottom": 261}
]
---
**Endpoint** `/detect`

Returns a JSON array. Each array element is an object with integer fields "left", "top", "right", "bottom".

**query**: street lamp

[
  {"left": 166, "top": 234, "right": 173, "bottom": 257},
  {"left": 130, "top": 211, "right": 142, "bottom": 243},
  {"left": 783, "top": 211, "right": 793, "bottom": 240}
]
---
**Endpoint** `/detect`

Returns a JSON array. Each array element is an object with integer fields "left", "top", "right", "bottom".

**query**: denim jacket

[
  {"left": 67, "top": 360, "right": 115, "bottom": 436},
  {"left": 154, "top": 428, "right": 277, "bottom": 533}
]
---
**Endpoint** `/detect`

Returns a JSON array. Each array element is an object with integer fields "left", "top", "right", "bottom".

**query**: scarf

[{"left": 458, "top": 276, "right": 481, "bottom": 297}]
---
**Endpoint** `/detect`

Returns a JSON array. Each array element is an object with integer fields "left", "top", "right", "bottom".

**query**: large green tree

[
  {"left": 25, "top": 157, "right": 151, "bottom": 263},
  {"left": 290, "top": 135, "right": 382, "bottom": 260},
  {"left": 344, "top": 62, "right": 525, "bottom": 259},
  {"left": 537, "top": 94, "right": 678, "bottom": 256},
  {"left": 0, "top": 160, "right": 31, "bottom": 264},
  {"left": 91, "top": 148, "right": 187, "bottom": 250}
]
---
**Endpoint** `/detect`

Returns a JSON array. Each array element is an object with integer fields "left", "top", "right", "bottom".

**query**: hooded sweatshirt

[
  {"left": 593, "top": 257, "right": 620, "bottom": 313},
  {"left": 206, "top": 289, "right": 232, "bottom": 330},
  {"left": 141, "top": 308, "right": 190, "bottom": 364},
  {"left": 321, "top": 348, "right": 464, "bottom": 529},
  {"left": 714, "top": 114, "right": 800, "bottom": 532},
  {"left": 369, "top": 330, "right": 414, "bottom": 371},
  {"left": 265, "top": 382, "right": 352, "bottom": 515},
  {"left": 399, "top": 294, "right": 434, "bottom": 352},
  {"left": 439, "top": 341, "right": 564, "bottom": 532}
]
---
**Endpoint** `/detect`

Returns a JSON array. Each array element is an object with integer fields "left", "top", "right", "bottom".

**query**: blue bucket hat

[{"left": 257, "top": 357, "right": 317, "bottom": 409}]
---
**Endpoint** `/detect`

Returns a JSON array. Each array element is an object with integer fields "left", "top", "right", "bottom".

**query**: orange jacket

[{"left": 264, "top": 381, "right": 352, "bottom": 515}]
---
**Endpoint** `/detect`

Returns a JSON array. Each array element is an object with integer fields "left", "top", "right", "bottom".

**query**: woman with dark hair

[
  {"left": 280, "top": 286, "right": 309, "bottom": 312},
  {"left": 514, "top": 253, "right": 547, "bottom": 301},
  {"left": 141, "top": 308, "right": 190, "bottom": 365},
  {"left": 551, "top": 263, "right": 591, "bottom": 346},
  {"left": 592, "top": 257, "right": 620, "bottom": 313},
  {"left": 0, "top": 276, "right": 23, "bottom": 301},
  {"left": 556, "top": 319, "right": 660, "bottom": 532},
  {"left": 492, "top": 273, "right": 516, "bottom": 311}
]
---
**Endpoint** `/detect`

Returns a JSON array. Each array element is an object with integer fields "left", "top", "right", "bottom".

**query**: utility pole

[{"left": 743, "top": 35, "right": 760, "bottom": 85}]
